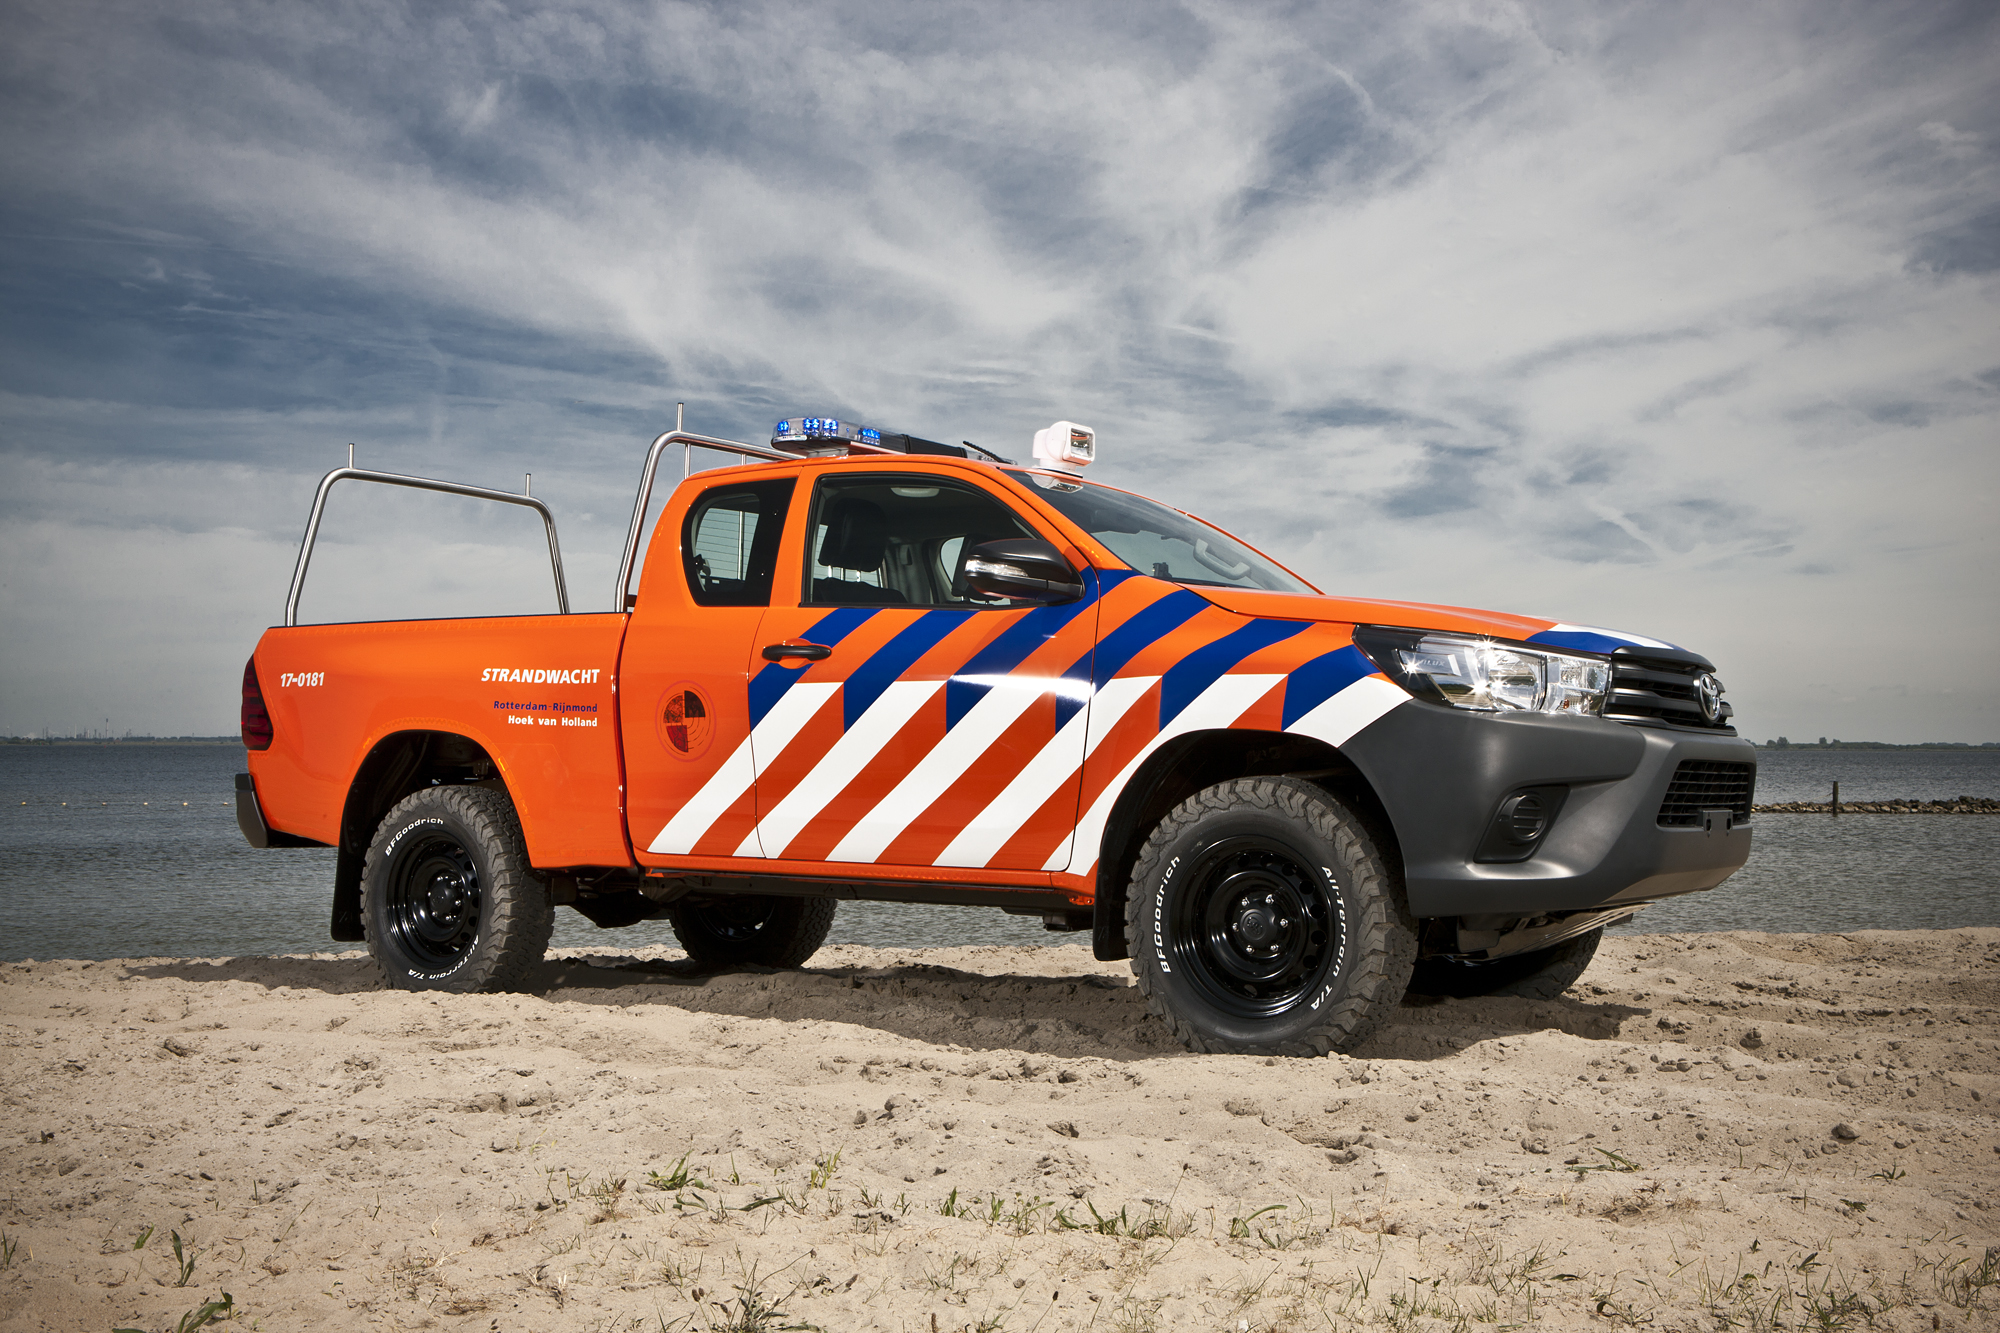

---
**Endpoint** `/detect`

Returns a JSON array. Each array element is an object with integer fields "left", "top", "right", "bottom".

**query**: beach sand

[{"left": 2, "top": 929, "right": 1995, "bottom": 1331}]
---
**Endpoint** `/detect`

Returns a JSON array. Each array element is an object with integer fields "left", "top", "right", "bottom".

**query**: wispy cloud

[{"left": 1, "top": 0, "right": 1995, "bottom": 739}]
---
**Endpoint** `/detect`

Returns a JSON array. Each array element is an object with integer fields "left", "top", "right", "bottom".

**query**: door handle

[{"left": 762, "top": 641, "right": 832, "bottom": 662}]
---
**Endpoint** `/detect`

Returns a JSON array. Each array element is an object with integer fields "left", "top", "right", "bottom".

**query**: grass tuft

[
  {"left": 114, "top": 1291, "right": 234, "bottom": 1333},
  {"left": 169, "top": 1230, "right": 198, "bottom": 1287},
  {"left": 649, "top": 1154, "right": 711, "bottom": 1192}
]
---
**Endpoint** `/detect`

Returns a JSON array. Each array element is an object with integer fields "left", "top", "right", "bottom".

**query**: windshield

[{"left": 1004, "top": 471, "right": 1314, "bottom": 594}]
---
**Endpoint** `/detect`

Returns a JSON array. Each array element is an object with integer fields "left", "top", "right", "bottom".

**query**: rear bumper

[
  {"left": 235, "top": 772, "right": 326, "bottom": 849},
  {"left": 1342, "top": 705, "right": 1754, "bottom": 919}
]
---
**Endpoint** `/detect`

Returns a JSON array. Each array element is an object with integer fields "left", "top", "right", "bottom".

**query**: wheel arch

[
  {"left": 1090, "top": 728, "right": 1400, "bottom": 961},
  {"left": 330, "top": 730, "right": 506, "bottom": 941}
]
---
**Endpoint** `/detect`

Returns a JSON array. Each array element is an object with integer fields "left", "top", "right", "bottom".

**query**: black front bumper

[{"left": 1341, "top": 704, "right": 1754, "bottom": 919}]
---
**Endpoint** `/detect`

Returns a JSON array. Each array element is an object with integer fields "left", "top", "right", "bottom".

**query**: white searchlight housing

[{"left": 1032, "top": 421, "right": 1096, "bottom": 470}]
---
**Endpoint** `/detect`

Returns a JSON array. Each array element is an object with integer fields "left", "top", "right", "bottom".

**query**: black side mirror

[{"left": 963, "top": 538, "right": 1084, "bottom": 604}]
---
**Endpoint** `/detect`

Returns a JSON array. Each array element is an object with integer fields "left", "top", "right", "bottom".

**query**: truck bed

[{"left": 249, "top": 613, "right": 632, "bottom": 868}]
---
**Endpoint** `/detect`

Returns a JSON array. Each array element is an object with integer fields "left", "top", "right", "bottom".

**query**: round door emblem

[
  {"left": 657, "top": 684, "right": 715, "bottom": 760},
  {"left": 1694, "top": 673, "right": 1724, "bottom": 722}
]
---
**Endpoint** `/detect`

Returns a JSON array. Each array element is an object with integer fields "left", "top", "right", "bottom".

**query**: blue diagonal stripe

[
  {"left": 1053, "top": 654, "right": 1094, "bottom": 733},
  {"left": 941, "top": 568, "right": 1131, "bottom": 728},
  {"left": 1280, "top": 645, "right": 1375, "bottom": 729},
  {"left": 1158, "top": 619, "right": 1311, "bottom": 727},
  {"left": 747, "top": 608, "right": 876, "bottom": 727},
  {"left": 842, "top": 609, "right": 975, "bottom": 728},
  {"left": 1040, "top": 586, "right": 1205, "bottom": 731},
  {"left": 1078, "top": 589, "right": 1208, "bottom": 686},
  {"left": 1528, "top": 627, "right": 1681, "bottom": 656}
]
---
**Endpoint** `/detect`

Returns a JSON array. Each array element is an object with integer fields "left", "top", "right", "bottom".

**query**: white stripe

[
  {"left": 645, "top": 682, "right": 838, "bottom": 855},
  {"left": 1282, "top": 674, "right": 1408, "bottom": 748},
  {"left": 826, "top": 678, "right": 1046, "bottom": 864},
  {"left": 933, "top": 675, "right": 1156, "bottom": 869},
  {"left": 1081, "top": 675, "right": 1158, "bottom": 760},
  {"left": 647, "top": 738, "right": 757, "bottom": 855},
  {"left": 741, "top": 680, "right": 943, "bottom": 858},
  {"left": 1052, "top": 674, "right": 1285, "bottom": 874}
]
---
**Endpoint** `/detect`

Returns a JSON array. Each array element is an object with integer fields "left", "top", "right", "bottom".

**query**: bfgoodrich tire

[
  {"left": 665, "top": 896, "right": 837, "bottom": 968},
  {"left": 361, "top": 786, "right": 553, "bottom": 993},
  {"left": 1126, "top": 777, "right": 1415, "bottom": 1057},
  {"left": 1408, "top": 927, "right": 1603, "bottom": 1000}
]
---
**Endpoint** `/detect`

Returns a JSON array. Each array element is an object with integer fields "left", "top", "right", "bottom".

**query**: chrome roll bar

[
  {"left": 611, "top": 430, "right": 796, "bottom": 611},
  {"left": 283, "top": 462, "right": 570, "bottom": 627}
]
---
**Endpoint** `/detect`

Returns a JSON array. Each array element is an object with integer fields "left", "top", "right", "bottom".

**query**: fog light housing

[
  {"left": 1474, "top": 786, "right": 1569, "bottom": 863},
  {"left": 1501, "top": 792, "right": 1548, "bottom": 843}
]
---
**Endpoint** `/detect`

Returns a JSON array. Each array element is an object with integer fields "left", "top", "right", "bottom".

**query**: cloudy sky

[{"left": 2, "top": 0, "right": 1995, "bottom": 742}]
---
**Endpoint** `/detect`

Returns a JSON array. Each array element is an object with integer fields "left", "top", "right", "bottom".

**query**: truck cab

[{"left": 238, "top": 418, "right": 1755, "bottom": 1055}]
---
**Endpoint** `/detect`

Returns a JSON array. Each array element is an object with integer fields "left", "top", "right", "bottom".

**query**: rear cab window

[{"left": 683, "top": 478, "right": 795, "bottom": 606}]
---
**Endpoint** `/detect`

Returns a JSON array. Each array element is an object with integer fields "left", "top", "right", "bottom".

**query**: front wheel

[
  {"left": 361, "top": 786, "right": 553, "bottom": 992},
  {"left": 1126, "top": 777, "right": 1415, "bottom": 1056},
  {"left": 665, "top": 895, "right": 837, "bottom": 968}
]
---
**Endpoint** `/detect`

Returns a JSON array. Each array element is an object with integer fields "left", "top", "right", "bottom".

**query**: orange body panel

[
  {"left": 247, "top": 613, "right": 631, "bottom": 867},
  {"left": 249, "top": 451, "right": 1612, "bottom": 902},
  {"left": 1188, "top": 586, "right": 1555, "bottom": 641}
]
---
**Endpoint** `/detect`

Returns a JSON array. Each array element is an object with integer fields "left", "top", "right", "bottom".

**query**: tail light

[{"left": 241, "top": 657, "right": 273, "bottom": 750}]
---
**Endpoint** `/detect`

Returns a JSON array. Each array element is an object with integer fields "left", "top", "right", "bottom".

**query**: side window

[
  {"left": 683, "top": 479, "right": 795, "bottom": 607},
  {"left": 806, "top": 476, "right": 1041, "bottom": 607}
]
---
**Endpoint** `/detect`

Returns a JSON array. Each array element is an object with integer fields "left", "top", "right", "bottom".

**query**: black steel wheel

[
  {"left": 1408, "top": 927, "right": 1604, "bottom": 1000},
  {"left": 1127, "top": 777, "right": 1414, "bottom": 1056},
  {"left": 361, "top": 786, "right": 552, "bottom": 992},
  {"left": 1168, "top": 838, "right": 1342, "bottom": 1020},
  {"left": 666, "top": 894, "right": 836, "bottom": 968}
]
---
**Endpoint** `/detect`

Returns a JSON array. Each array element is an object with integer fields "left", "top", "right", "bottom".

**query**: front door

[
  {"left": 744, "top": 472, "right": 1100, "bottom": 872},
  {"left": 623, "top": 475, "right": 797, "bottom": 861}
]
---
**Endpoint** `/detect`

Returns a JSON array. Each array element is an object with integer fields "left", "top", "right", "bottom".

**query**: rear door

[
  {"left": 623, "top": 474, "right": 797, "bottom": 860},
  {"left": 743, "top": 470, "right": 1102, "bottom": 871}
]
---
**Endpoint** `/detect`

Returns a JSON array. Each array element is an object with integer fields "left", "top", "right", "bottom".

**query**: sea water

[{"left": 0, "top": 743, "right": 1994, "bottom": 963}]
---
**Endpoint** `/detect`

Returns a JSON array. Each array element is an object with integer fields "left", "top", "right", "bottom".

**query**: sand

[{"left": 2, "top": 929, "right": 1996, "bottom": 1332}]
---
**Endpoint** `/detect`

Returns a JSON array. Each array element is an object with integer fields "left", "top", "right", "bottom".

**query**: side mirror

[{"left": 964, "top": 538, "right": 1084, "bottom": 604}]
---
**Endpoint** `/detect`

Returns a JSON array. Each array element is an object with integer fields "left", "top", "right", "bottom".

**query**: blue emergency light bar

[
  {"left": 772, "top": 417, "right": 881, "bottom": 449},
  {"left": 770, "top": 415, "right": 1013, "bottom": 465}
]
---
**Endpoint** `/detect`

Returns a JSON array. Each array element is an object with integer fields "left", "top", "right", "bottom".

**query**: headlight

[{"left": 1353, "top": 627, "right": 1610, "bottom": 717}]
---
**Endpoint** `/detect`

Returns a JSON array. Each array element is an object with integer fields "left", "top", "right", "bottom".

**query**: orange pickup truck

[{"left": 238, "top": 418, "right": 1755, "bottom": 1055}]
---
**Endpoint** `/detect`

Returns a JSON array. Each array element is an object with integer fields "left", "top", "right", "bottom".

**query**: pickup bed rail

[{"left": 284, "top": 455, "right": 570, "bottom": 625}]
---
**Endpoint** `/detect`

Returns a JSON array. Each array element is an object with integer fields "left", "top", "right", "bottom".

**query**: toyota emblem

[{"left": 1695, "top": 672, "right": 1725, "bottom": 722}]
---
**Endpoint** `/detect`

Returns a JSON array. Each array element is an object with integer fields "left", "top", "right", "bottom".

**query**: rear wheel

[
  {"left": 362, "top": 786, "right": 553, "bottom": 992},
  {"left": 1408, "top": 928, "right": 1603, "bottom": 1000},
  {"left": 1126, "top": 777, "right": 1415, "bottom": 1056},
  {"left": 666, "top": 895, "right": 837, "bottom": 968}
]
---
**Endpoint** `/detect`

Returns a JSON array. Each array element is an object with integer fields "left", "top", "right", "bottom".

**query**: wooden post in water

[{"left": 1832, "top": 780, "right": 1840, "bottom": 817}]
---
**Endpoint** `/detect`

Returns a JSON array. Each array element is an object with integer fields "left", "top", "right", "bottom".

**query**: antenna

[
  {"left": 524, "top": 473, "right": 533, "bottom": 496},
  {"left": 676, "top": 401, "right": 685, "bottom": 431},
  {"left": 347, "top": 443, "right": 355, "bottom": 469}
]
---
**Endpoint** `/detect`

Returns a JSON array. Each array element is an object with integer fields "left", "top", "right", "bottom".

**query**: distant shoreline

[
  {"left": 1756, "top": 741, "right": 2000, "bottom": 751},
  {"left": 2, "top": 737, "right": 244, "bottom": 746}
]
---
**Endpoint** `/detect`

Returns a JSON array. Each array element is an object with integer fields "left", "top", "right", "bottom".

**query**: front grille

[
  {"left": 1604, "top": 655, "right": 1733, "bottom": 730},
  {"left": 1657, "top": 760, "right": 1756, "bottom": 827}
]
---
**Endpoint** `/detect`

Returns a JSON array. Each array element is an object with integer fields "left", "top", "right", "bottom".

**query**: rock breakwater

[{"left": 1753, "top": 796, "right": 2000, "bottom": 813}]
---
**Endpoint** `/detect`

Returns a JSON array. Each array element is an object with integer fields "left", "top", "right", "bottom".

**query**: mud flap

[
  {"left": 1092, "top": 880, "right": 1129, "bottom": 961},
  {"left": 331, "top": 844, "right": 365, "bottom": 941}
]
